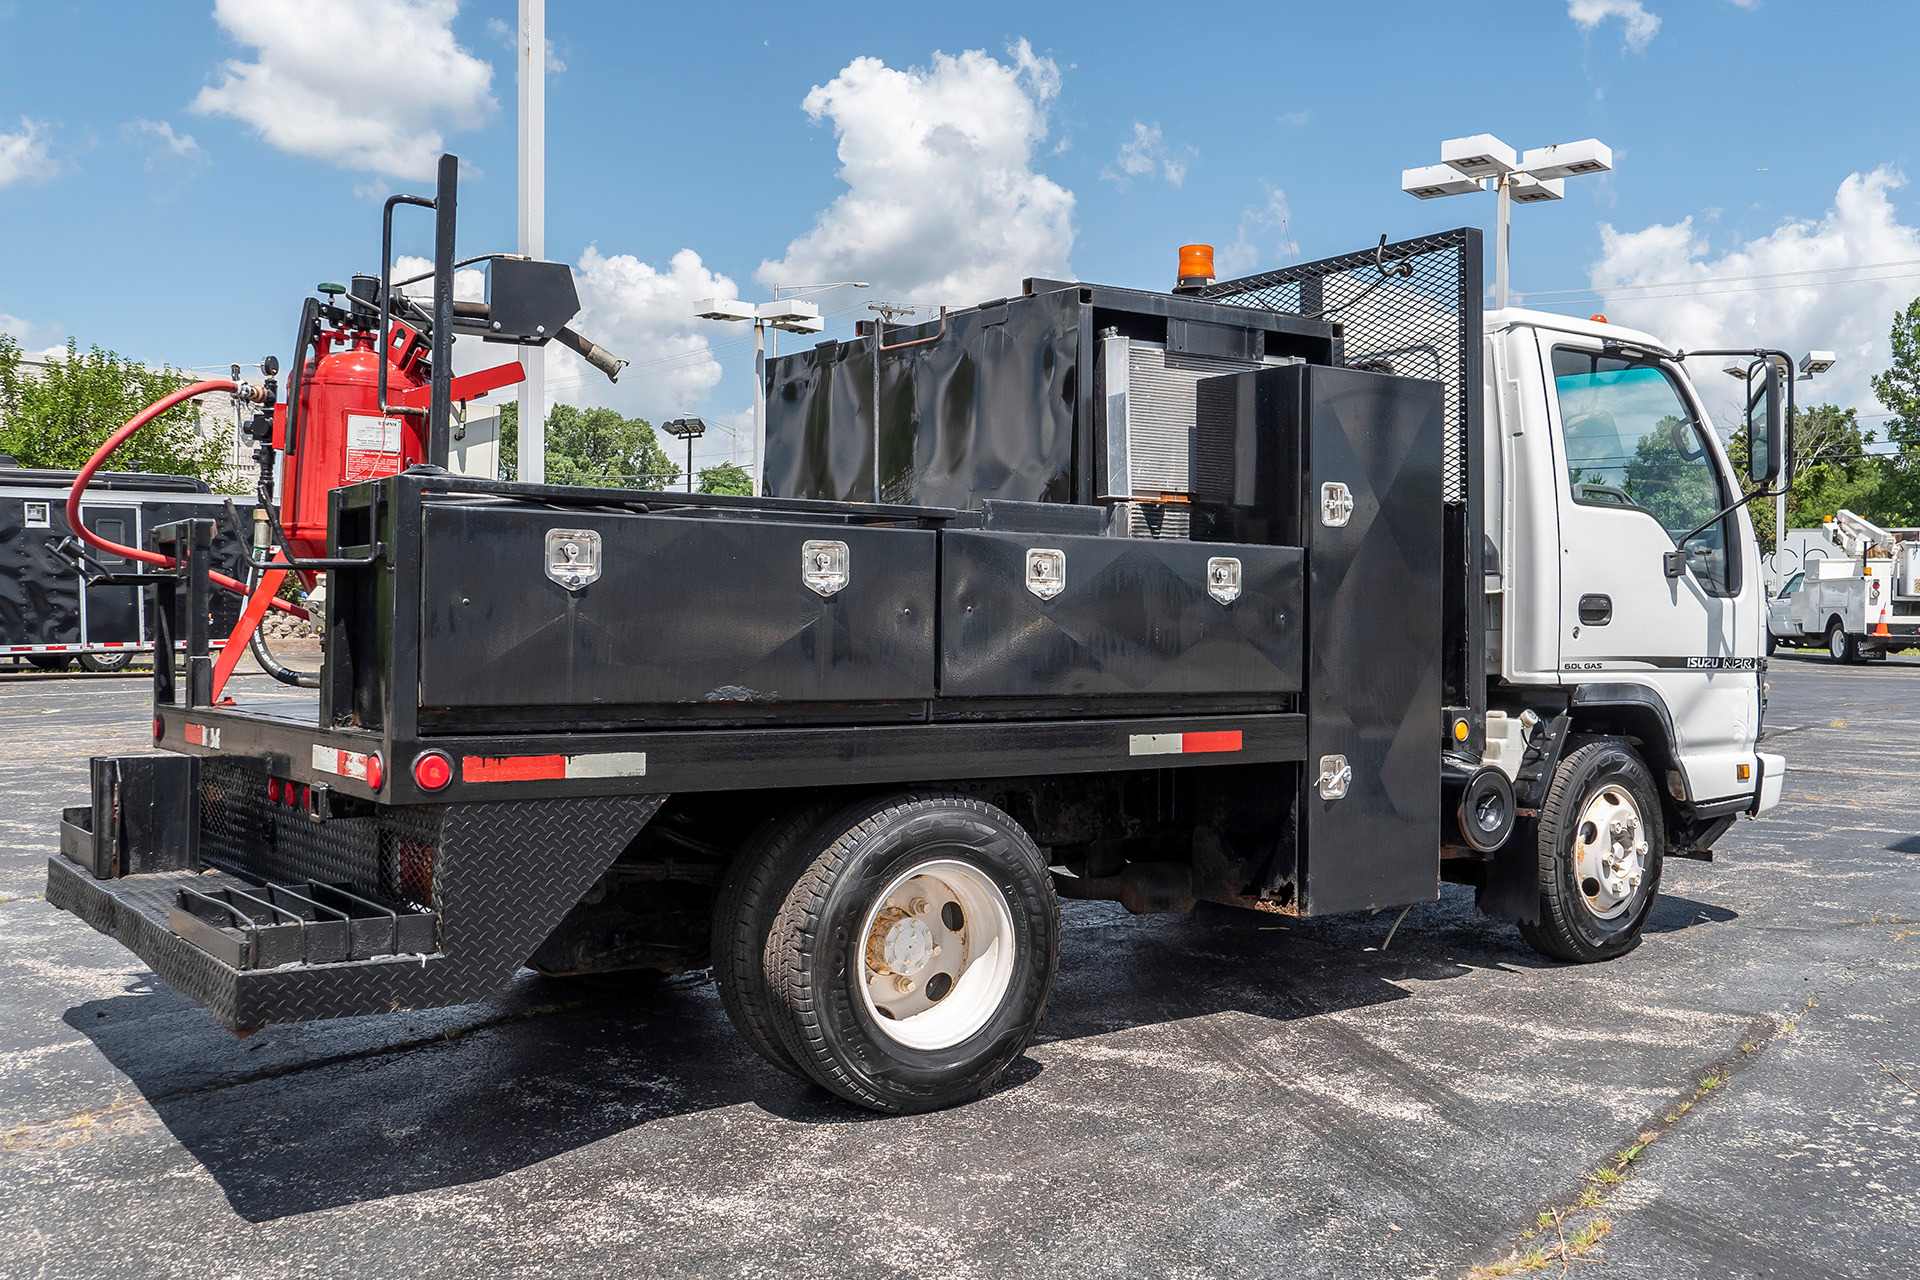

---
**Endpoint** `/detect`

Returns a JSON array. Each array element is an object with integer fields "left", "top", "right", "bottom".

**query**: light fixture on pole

[
  {"left": 662, "top": 417, "right": 709, "bottom": 494},
  {"left": 695, "top": 283, "right": 865, "bottom": 497},
  {"left": 1403, "top": 134, "right": 1612, "bottom": 309}
]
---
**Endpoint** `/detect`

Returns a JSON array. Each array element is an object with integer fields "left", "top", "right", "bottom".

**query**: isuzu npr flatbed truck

[{"left": 47, "top": 157, "right": 1789, "bottom": 1113}]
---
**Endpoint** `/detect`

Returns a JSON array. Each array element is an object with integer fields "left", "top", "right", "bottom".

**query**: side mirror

[{"left": 1746, "top": 361, "right": 1786, "bottom": 487}]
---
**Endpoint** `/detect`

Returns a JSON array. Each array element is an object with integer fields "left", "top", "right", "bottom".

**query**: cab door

[
  {"left": 1539, "top": 336, "right": 1759, "bottom": 804},
  {"left": 1767, "top": 572, "right": 1804, "bottom": 638}
]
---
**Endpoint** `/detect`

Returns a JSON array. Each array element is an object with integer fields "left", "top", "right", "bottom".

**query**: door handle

[{"left": 1578, "top": 594, "right": 1612, "bottom": 625}]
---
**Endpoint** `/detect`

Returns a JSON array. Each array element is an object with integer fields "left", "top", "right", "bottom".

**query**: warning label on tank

[{"left": 343, "top": 413, "right": 405, "bottom": 482}]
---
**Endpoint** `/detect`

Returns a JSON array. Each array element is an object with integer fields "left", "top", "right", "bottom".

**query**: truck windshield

[{"left": 1551, "top": 348, "right": 1735, "bottom": 596}]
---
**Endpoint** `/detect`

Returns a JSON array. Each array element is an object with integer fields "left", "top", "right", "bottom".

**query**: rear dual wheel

[{"left": 713, "top": 794, "right": 1059, "bottom": 1113}]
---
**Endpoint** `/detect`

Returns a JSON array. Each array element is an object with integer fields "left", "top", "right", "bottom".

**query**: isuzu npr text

[{"left": 48, "top": 156, "right": 1789, "bottom": 1112}]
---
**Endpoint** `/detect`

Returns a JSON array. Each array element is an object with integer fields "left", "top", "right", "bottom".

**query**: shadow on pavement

[{"left": 59, "top": 883, "right": 1736, "bottom": 1223}]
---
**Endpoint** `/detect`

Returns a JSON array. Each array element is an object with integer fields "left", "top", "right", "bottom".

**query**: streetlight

[
  {"left": 696, "top": 282, "right": 868, "bottom": 496},
  {"left": 662, "top": 416, "right": 708, "bottom": 493},
  {"left": 1403, "top": 135, "right": 1613, "bottom": 309}
]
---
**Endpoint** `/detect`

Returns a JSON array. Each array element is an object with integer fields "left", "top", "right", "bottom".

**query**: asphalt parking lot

[{"left": 2, "top": 652, "right": 1916, "bottom": 1279}]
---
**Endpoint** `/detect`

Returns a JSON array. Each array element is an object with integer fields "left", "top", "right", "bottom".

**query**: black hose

[{"left": 244, "top": 565, "right": 321, "bottom": 689}]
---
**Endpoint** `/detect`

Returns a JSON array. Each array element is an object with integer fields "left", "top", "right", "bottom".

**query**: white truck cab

[{"left": 1484, "top": 309, "right": 1785, "bottom": 826}]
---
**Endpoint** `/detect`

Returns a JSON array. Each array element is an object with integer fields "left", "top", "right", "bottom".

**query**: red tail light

[
  {"left": 152, "top": 717, "right": 164, "bottom": 742},
  {"left": 366, "top": 752, "right": 384, "bottom": 792},
  {"left": 412, "top": 751, "right": 453, "bottom": 791},
  {"left": 267, "top": 777, "right": 281, "bottom": 803}
]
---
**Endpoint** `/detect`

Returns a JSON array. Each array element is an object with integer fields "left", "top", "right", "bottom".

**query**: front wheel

[
  {"left": 79, "top": 650, "right": 135, "bottom": 673},
  {"left": 765, "top": 794, "right": 1060, "bottom": 1113},
  {"left": 1765, "top": 630, "right": 1776, "bottom": 657},
  {"left": 1517, "top": 739, "right": 1665, "bottom": 964}
]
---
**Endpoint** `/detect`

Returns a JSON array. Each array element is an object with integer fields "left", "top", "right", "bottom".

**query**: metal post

[
  {"left": 1494, "top": 173, "right": 1511, "bottom": 311},
  {"left": 428, "top": 154, "right": 458, "bottom": 467},
  {"left": 1776, "top": 484, "right": 1787, "bottom": 556},
  {"left": 871, "top": 318, "right": 883, "bottom": 502},
  {"left": 517, "top": 0, "right": 546, "bottom": 484},
  {"left": 686, "top": 436, "right": 695, "bottom": 492},
  {"left": 752, "top": 320, "right": 766, "bottom": 496}
]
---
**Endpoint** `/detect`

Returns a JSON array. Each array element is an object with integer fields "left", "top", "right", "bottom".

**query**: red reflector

[
  {"left": 298, "top": 784, "right": 310, "bottom": 808},
  {"left": 412, "top": 751, "right": 453, "bottom": 791},
  {"left": 462, "top": 754, "right": 568, "bottom": 783},
  {"left": 1182, "top": 730, "right": 1243, "bottom": 753},
  {"left": 366, "top": 753, "right": 384, "bottom": 791},
  {"left": 267, "top": 777, "right": 281, "bottom": 802},
  {"left": 152, "top": 717, "right": 164, "bottom": 742}
]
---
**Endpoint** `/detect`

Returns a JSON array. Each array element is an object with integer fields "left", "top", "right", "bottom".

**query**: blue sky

[{"left": 3, "top": 0, "right": 1917, "bottom": 474}]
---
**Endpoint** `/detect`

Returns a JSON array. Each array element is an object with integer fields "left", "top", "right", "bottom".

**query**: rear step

[
  {"left": 47, "top": 760, "right": 664, "bottom": 1032},
  {"left": 170, "top": 878, "right": 437, "bottom": 970}
]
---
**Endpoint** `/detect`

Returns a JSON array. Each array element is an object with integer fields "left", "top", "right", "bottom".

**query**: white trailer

[{"left": 1766, "top": 509, "right": 1920, "bottom": 661}]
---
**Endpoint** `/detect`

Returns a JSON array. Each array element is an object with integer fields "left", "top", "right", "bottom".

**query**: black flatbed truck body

[{"left": 48, "top": 230, "right": 1482, "bottom": 1037}]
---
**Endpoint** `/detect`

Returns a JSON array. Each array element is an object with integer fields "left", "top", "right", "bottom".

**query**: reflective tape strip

[
  {"left": 1127, "top": 730, "right": 1243, "bottom": 757},
  {"left": 312, "top": 744, "right": 374, "bottom": 781},
  {"left": 184, "top": 723, "right": 222, "bottom": 749},
  {"left": 461, "top": 751, "right": 648, "bottom": 783}
]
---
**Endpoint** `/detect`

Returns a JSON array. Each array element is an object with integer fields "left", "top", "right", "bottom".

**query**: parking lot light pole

[
  {"left": 662, "top": 417, "right": 709, "bottom": 493},
  {"left": 1402, "top": 135, "right": 1613, "bottom": 309},
  {"left": 696, "top": 287, "right": 861, "bottom": 495}
]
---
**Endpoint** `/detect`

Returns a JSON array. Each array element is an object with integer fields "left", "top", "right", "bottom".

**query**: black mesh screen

[
  {"left": 199, "top": 757, "right": 442, "bottom": 908},
  {"left": 1200, "top": 230, "right": 1481, "bottom": 505},
  {"left": 1201, "top": 228, "right": 1486, "bottom": 737}
]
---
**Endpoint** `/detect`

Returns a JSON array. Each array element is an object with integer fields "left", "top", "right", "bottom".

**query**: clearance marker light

[
  {"left": 365, "top": 752, "right": 384, "bottom": 792},
  {"left": 413, "top": 751, "right": 454, "bottom": 791}
]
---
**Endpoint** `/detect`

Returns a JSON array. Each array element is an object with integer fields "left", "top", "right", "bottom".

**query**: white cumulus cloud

[
  {"left": 1213, "top": 185, "right": 1297, "bottom": 278},
  {"left": 0, "top": 117, "right": 56, "bottom": 187},
  {"left": 758, "top": 40, "right": 1075, "bottom": 307},
  {"left": 1568, "top": 0, "right": 1662, "bottom": 51},
  {"left": 192, "top": 0, "right": 494, "bottom": 179},
  {"left": 1588, "top": 166, "right": 1920, "bottom": 415}
]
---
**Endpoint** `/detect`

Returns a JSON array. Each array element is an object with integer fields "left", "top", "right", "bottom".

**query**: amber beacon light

[{"left": 1174, "top": 244, "right": 1216, "bottom": 294}]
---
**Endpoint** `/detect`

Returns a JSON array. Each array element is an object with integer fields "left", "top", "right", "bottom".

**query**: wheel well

[{"left": 1565, "top": 703, "right": 1683, "bottom": 831}]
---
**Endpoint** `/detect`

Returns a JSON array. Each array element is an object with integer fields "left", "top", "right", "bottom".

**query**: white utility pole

[
  {"left": 1493, "top": 174, "right": 1511, "bottom": 311},
  {"left": 517, "top": 0, "right": 546, "bottom": 484}
]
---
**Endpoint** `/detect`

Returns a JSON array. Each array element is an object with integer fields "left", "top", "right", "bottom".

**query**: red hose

[{"left": 66, "top": 379, "right": 309, "bottom": 619}]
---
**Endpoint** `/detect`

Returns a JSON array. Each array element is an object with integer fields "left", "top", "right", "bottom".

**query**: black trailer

[
  {"left": 46, "top": 157, "right": 1528, "bottom": 1113},
  {"left": 1, "top": 464, "right": 245, "bottom": 671}
]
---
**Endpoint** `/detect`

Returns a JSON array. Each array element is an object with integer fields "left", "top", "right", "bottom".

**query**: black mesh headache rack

[{"left": 1201, "top": 228, "right": 1487, "bottom": 754}]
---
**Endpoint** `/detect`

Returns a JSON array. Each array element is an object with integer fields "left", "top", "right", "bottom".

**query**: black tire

[
  {"left": 1517, "top": 738, "right": 1665, "bottom": 964},
  {"left": 1765, "top": 631, "right": 1776, "bottom": 657},
  {"left": 26, "top": 654, "right": 72, "bottom": 671},
  {"left": 765, "top": 793, "right": 1060, "bottom": 1114},
  {"left": 709, "top": 801, "right": 837, "bottom": 1078},
  {"left": 1827, "top": 619, "right": 1859, "bottom": 664},
  {"left": 79, "top": 650, "right": 134, "bottom": 673}
]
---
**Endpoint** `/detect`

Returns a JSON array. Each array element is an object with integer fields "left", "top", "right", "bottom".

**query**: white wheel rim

[
  {"left": 1572, "top": 787, "right": 1647, "bottom": 921},
  {"left": 1831, "top": 629, "right": 1846, "bottom": 659},
  {"left": 856, "top": 858, "right": 1017, "bottom": 1051}
]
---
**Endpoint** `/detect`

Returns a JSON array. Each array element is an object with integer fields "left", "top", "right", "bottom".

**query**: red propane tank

[{"left": 273, "top": 329, "right": 429, "bottom": 561}]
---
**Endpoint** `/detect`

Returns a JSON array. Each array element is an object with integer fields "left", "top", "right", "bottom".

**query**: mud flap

[{"left": 1474, "top": 712, "right": 1571, "bottom": 926}]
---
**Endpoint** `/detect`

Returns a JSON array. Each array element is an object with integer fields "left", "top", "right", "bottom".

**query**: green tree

[
  {"left": 697, "top": 460, "right": 753, "bottom": 495},
  {"left": 0, "top": 335, "right": 226, "bottom": 481},
  {"left": 1867, "top": 298, "right": 1920, "bottom": 525},
  {"left": 1728, "top": 403, "right": 1886, "bottom": 544},
  {"left": 496, "top": 400, "right": 679, "bottom": 488}
]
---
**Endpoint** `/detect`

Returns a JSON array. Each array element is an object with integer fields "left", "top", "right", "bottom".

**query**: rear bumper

[{"left": 46, "top": 754, "right": 662, "bottom": 1032}]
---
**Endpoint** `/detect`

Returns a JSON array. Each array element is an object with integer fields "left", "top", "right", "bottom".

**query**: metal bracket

[
  {"left": 1026, "top": 548, "right": 1066, "bottom": 600},
  {"left": 545, "top": 528, "right": 602, "bottom": 591},
  {"left": 1321, "top": 482, "right": 1354, "bottom": 527},
  {"left": 802, "top": 539, "right": 849, "bottom": 597},
  {"left": 1316, "top": 754, "right": 1352, "bottom": 800},
  {"left": 1206, "top": 556, "right": 1242, "bottom": 605}
]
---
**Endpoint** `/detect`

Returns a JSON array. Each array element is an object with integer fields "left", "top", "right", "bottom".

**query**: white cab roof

[{"left": 1485, "top": 307, "right": 1675, "bottom": 356}]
